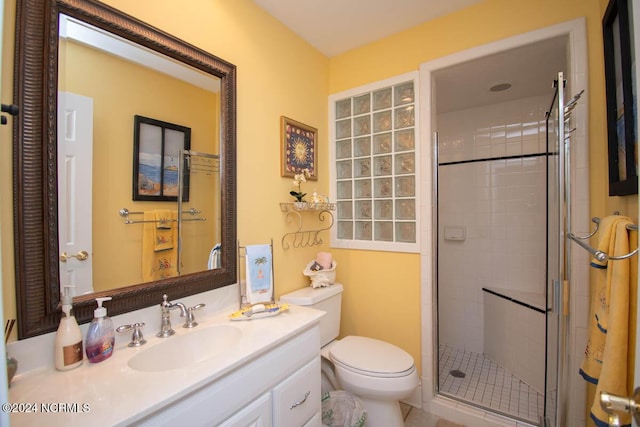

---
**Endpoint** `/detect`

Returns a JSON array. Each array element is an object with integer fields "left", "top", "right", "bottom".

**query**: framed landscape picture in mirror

[
  {"left": 133, "top": 115, "right": 192, "bottom": 201},
  {"left": 603, "top": 0, "right": 638, "bottom": 196}
]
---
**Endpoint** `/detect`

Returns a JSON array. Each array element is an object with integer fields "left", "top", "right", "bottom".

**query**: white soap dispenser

[
  {"left": 85, "top": 297, "right": 115, "bottom": 363},
  {"left": 54, "top": 285, "right": 83, "bottom": 371}
]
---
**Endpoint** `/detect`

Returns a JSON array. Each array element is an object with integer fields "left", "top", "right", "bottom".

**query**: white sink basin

[{"left": 128, "top": 324, "right": 242, "bottom": 372}]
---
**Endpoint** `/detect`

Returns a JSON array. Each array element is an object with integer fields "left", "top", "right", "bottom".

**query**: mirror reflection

[
  {"left": 14, "top": 0, "right": 236, "bottom": 338},
  {"left": 57, "top": 15, "right": 222, "bottom": 296}
]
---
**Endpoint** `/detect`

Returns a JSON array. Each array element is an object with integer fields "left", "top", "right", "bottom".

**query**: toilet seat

[{"left": 329, "top": 335, "right": 415, "bottom": 378}]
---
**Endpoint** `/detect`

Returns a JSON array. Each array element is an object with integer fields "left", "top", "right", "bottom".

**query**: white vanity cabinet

[
  {"left": 8, "top": 295, "right": 325, "bottom": 427},
  {"left": 133, "top": 325, "right": 321, "bottom": 427},
  {"left": 219, "top": 357, "right": 321, "bottom": 427}
]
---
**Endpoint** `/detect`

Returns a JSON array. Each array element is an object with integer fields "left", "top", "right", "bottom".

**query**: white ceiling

[
  {"left": 252, "top": 0, "right": 485, "bottom": 57},
  {"left": 252, "top": 0, "right": 568, "bottom": 112},
  {"left": 434, "top": 36, "right": 567, "bottom": 112},
  {"left": 60, "top": 15, "right": 220, "bottom": 93}
]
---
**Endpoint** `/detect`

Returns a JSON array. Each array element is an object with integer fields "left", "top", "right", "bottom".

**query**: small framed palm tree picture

[{"left": 280, "top": 116, "right": 317, "bottom": 180}]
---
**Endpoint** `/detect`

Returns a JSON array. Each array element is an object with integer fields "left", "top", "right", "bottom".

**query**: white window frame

[{"left": 329, "top": 71, "right": 420, "bottom": 253}]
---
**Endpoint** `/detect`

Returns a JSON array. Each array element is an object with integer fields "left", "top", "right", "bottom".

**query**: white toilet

[{"left": 280, "top": 283, "right": 418, "bottom": 427}]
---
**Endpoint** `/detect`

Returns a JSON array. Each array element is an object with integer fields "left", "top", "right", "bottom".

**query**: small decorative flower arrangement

[{"left": 290, "top": 169, "right": 310, "bottom": 205}]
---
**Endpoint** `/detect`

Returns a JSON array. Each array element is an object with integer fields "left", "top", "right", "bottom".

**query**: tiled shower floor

[{"left": 438, "top": 344, "right": 544, "bottom": 424}]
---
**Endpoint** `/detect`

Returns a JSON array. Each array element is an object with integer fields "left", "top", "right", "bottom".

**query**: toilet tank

[{"left": 280, "top": 283, "right": 343, "bottom": 347}]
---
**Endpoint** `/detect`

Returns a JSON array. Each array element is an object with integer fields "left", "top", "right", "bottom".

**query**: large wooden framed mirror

[{"left": 13, "top": 0, "right": 237, "bottom": 338}]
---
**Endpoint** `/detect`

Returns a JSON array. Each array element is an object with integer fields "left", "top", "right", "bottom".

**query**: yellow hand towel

[
  {"left": 627, "top": 227, "right": 638, "bottom": 388},
  {"left": 142, "top": 210, "right": 178, "bottom": 282},
  {"left": 579, "top": 215, "right": 634, "bottom": 427},
  {"left": 580, "top": 216, "right": 630, "bottom": 382}
]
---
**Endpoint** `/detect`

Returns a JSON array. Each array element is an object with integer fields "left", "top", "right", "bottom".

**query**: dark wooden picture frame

[
  {"left": 603, "top": 0, "right": 638, "bottom": 196},
  {"left": 280, "top": 116, "right": 317, "bottom": 180},
  {"left": 133, "top": 115, "right": 191, "bottom": 201}
]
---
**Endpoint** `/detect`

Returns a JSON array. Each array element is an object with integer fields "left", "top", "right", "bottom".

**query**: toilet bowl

[
  {"left": 280, "top": 284, "right": 418, "bottom": 427},
  {"left": 325, "top": 336, "right": 418, "bottom": 427}
]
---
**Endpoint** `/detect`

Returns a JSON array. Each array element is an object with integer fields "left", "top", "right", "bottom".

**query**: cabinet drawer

[
  {"left": 272, "top": 357, "right": 321, "bottom": 427},
  {"left": 218, "top": 392, "right": 272, "bottom": 427},
  {"left": 303, "top": 412, "right": 321, "bottom": 427}
]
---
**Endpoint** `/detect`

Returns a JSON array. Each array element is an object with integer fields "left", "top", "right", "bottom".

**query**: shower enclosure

[
  {"left": 178, "top": 150, "right": 222, "bottom": 273},
  {"left": 435, "top": 72, "right": 580, "bottom": 426}
]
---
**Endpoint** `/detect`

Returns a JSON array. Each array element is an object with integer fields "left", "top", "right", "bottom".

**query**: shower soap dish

[{"left": 228, "top": 303, "right": 289, "bottom": 321}]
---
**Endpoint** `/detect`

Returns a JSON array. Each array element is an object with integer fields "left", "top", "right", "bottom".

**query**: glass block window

[{"left": 329, "top": 72, "right": 419, "bottom": 253}]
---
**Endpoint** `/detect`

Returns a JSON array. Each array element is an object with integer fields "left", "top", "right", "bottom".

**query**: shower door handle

[
  {"left": 599, "top": 388, "right": 640, "bottom": 426},
  {"left": 549, "top": 279, "right": 569, "bottom": 316},
  {"left": 562, "top": 280, "right": 569, "bottom": 316},
  {"left": 551, "top": 279, "right": 561, "bottom": 314}
]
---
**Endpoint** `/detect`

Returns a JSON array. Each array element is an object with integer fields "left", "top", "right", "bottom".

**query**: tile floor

[
  {"left": 334, "top": 344, "right": 543, "bottom": 426},
  {"left": 438, "top": 345, "right": 544, "bottom": 424},
  {"left": 402, "top": 403, "right": 461, "bottom": 426}
]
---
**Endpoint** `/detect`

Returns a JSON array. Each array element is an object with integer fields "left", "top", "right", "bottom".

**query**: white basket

[{"left": 303, "top": 260, "right": 337, "bottom": 288}]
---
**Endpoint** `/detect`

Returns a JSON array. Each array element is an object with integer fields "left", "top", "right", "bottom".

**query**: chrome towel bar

[
  {"left": 568, "top": 217, "right": 638, "bottom": 262},
  {"left": 119, "top": 207, "right": 205, "bottom": 224}
]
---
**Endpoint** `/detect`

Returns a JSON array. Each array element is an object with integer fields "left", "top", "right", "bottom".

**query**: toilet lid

[{"left": 329, "top": 336, "right": 415, "bottom": 377}]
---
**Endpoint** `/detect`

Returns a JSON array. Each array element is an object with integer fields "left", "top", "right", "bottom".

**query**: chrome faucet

[
  {"left": 157, "top": 294, "right": 188, "bottom": 338},
  {"left": 116, "top": 322, "right": 147, "bottom": 347},
  {"left": 184, "top": 303, "right": 206, "bottom": 328}
]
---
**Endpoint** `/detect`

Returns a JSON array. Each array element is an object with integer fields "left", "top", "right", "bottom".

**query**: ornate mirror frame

[{"left": 13, "top": 0, "right": 237, "bottom": 338}]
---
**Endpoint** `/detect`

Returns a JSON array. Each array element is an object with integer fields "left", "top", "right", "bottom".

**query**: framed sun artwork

[{"left": 280, "top": 116, "right": 317, "bottom": 180}]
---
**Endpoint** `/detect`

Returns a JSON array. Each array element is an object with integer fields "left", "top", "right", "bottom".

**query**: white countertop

[{"left": 7, "top": 300, "right": 323, "bottom": 426}]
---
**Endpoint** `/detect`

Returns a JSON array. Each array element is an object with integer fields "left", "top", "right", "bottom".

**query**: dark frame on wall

[
  {"left": 603, "top": 0, "right": 638, "bottom": 196},
  {"left": 133, "top": 115, "right": 191, "bottom": 201},
  {"left": 280, "top": 116, "right": 318, "bottom": 180}
]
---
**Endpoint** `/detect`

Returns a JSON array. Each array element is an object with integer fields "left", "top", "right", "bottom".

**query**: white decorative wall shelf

[{"left": 279, "top": 203, "right": 335, "bottom": 249}]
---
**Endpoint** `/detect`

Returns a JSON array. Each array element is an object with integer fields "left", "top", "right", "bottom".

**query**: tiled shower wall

[{"left": 437, "top": 94, "right": 550, "bottom": 354}]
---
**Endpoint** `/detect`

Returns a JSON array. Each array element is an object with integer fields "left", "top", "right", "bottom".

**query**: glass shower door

[
  {"left": 178, "top": 150, "right": 221, "bottom": 274},
  {"left": 544, "top": 85, "right": 559, "bottom": 427},
  {"left": 544, "top": 72, "right": 567, "bottom": 427}
]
